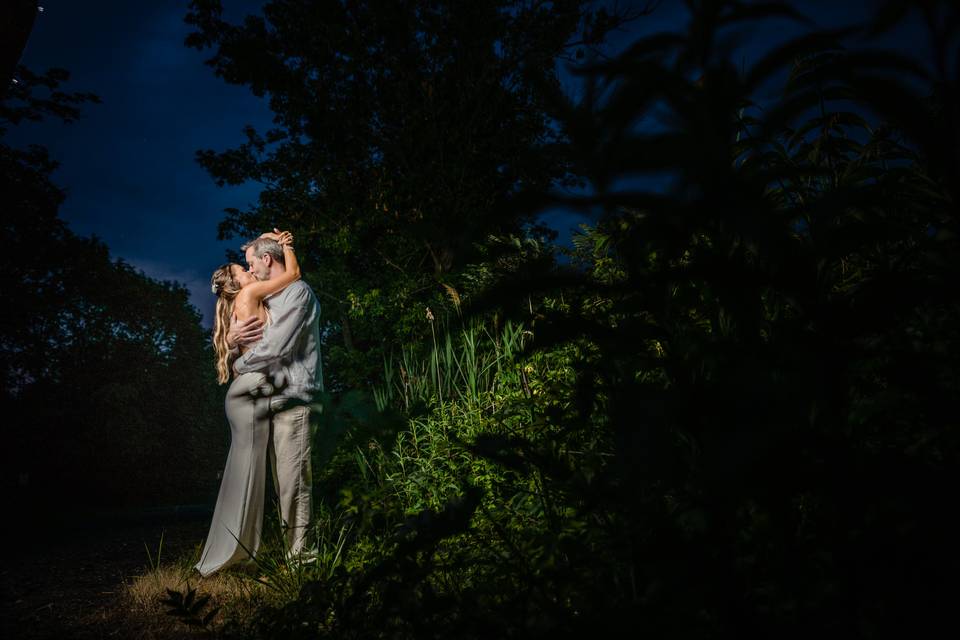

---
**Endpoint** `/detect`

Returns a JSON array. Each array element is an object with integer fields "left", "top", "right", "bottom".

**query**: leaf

[
  {"left": 611, "top": 32, "right": 687, "bottom": 62},
  {"left": 744, "top": 29, "right": 854, "bottom": 92},
  {"left": 866, "top": 0, "right": 913, "bottom": 37},
  {"left": 719, "top": 2, "right": 814, "bottom": 27},
  {"left": 202, "top": 607, "right": 221, "bottom": 626},
  {"left": 183, "top": 586, "right": 196, "bottom": 610},
  {"left": 190, "top": 594, "right": 212, "bottom": 614}
]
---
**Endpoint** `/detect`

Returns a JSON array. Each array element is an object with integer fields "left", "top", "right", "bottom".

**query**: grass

[
  {"left": 108, "top": 320, "right": 536, "bottom": 637},
  {"left": 116, "top": 535, "right": 268, "bottom": 637},
  {"left": 114, "top": 568, "right": 266, "bottom": 638},
  {"left": 374, "top": 318, "right": 527, "bottom": 412},
  {"left": 115, "top": 506, "right": 354, "bottom": 636}
]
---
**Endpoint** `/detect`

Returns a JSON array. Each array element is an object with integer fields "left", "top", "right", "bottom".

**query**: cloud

[{"left": 124, "top": 256, "right": 216, "bottom": 329}]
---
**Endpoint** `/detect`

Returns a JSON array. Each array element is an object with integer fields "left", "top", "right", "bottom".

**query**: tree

[
  {"left": 0, "top": 0, "right": 38, "bottom": 94},
  {"left": 258, "top": 1, "right": 960, "bottom": 635},
  {"left": 1, "top": 66, "right": 226, "bottom": 509},
  {"left": 520, "top": 1, "right": 960, "bottom": 634},
  {"left": 185, "top": 0, "right": 647, "bottom": 387}
]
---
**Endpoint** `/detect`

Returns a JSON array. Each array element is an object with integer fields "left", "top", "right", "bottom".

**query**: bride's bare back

[{"left": 232, "top": 232, "right": 301, "bottom": 354}]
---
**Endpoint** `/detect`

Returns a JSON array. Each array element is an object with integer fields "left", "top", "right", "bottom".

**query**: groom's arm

[
  {"left": 227, "top": 316, "right": 264, "bottom": 351},
  {"left": 233, "top": 285, "right": 310, "bottom": 375}
]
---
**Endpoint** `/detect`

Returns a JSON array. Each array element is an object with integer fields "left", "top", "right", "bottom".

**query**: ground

[{"left": 0, "top": 510, "right": 211, "bottom": 639}]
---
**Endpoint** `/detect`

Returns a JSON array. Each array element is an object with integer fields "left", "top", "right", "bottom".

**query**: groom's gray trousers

[
  {"left": 233, "top": 280, "right": 324, "bottom": 558},
  {"left": 268, "top": 396, "right": 317, "bottom": 556}
]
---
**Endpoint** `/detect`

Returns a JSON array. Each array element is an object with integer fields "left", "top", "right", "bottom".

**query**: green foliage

[
  {"left": 374, "top": 317, "right": 527, "bottom": 412},
  {"left": 184, "top": 0, "right": 636, "bottom": 387},
  {"left": 242, "top": 319, "right": 613, "bottom": 638},
  {"left": 234, "top": 1, "right": 960, "bottom": 638},
  {"left": 144, "top": 530, "right": 165, "bottom": 575}
]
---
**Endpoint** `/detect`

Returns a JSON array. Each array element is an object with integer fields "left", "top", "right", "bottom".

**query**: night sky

[
  {"left": 9, "top": 1, "right": 923, "bottom": 326},
  {"left": 11, "top": 0, "right": 272, "bottom": 326}
]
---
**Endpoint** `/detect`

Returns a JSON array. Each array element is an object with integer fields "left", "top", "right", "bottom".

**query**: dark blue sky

[
  {"left": 12, "top": 0, "right": 271, "bottom": 325},
  {"left": 10, "top": 1, "right": 923, "bottom": 326}
]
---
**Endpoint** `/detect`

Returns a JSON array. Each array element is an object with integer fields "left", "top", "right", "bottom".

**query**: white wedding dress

[{"left": 195, "top": 371, "right": 274, "bottom": 576}]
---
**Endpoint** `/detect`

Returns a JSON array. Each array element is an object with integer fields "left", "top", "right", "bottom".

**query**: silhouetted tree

[
  {"left": 251, "top": 2, "right": 960, "bottom": 638},
  {"left": 0, "top": 0, "right": 38, "bottom": 94},
  {"left": 513, "top": 0, "right": 960, "bottom": 635},
  {"left": 1, "top": 66, "right": 226, "bottom": 510},
  {"left": 185, "top": 0, "right": 650, "bottom": 386}
]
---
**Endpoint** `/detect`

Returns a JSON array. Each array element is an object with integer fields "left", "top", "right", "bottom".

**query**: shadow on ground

[{"left": 0, "top": 504, "right": 212, "bottom": 639}]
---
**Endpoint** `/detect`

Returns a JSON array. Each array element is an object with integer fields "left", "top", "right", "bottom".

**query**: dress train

[{"left": 195, "top": 372, "right": 272, "bottom": 576}]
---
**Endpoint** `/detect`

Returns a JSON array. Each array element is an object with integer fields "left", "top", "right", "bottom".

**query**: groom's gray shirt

[{"left": 233, "top": 280, "right": 323, "bottom": 404}]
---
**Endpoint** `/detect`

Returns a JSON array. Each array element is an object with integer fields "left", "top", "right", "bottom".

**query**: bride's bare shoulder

[{"left": 233, "top": 289, "right": 259, "bottom": 317}]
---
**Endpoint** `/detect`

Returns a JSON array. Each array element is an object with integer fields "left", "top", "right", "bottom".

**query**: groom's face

[{"left": 245, "top": 247, "right": 271, "bottom": 282}]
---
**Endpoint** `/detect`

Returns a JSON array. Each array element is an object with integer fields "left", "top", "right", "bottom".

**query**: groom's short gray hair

[{"left": 242, "top": 237, "right": 286, "bottom": 266}]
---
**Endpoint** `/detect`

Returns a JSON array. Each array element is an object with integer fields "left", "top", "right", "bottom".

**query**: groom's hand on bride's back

[{"left": 227, "top": 315, "right": 264, "bottom": 350}]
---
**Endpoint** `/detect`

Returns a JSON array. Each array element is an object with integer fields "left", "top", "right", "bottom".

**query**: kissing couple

[{"left": 196, "top": 229, "right": 324, "bottom": 576}]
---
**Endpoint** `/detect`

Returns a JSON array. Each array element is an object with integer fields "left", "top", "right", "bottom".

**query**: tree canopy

[
  {"left": 185, "top": 0, "right": 646, "bottom": 386},
  {"left": 193, "top": 1, "right": 960, "bottom": 637},
  {"left": 1, "top": 67, "right": 227, "bottom": 508}
]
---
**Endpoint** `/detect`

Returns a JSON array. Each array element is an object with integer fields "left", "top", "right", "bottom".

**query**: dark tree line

[
  {"left": 183, "top": 1, "right": 960, "bottom": 638},
  {"left": 0, "top": 0, "right": 919, "bottom": 636},
  {"left": 1, "top": 66, "right": 227, "bottom": 511},
  {"left": 520, "top": 1, "right": 960, "bottom": 634},
  {"left": 0, "top": 0, "right": 39, "bottom": 96}
]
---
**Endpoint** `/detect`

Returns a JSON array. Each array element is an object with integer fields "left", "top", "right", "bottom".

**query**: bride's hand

[{"left": 259, "top": 228, "right": 293, "bottom": 246}]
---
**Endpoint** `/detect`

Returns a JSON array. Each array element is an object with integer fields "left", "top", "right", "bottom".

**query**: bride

[{"left": 195, "top": 229, "right": 299, "bottom": 576}]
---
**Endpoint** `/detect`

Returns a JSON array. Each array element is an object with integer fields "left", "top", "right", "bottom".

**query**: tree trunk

[{"left": 1, "top": 1, "right": 38, "bottom": 98}]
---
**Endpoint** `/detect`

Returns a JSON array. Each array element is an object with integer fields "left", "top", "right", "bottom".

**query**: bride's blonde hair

[{"left": 211, "top": 264, "right": 242, "bottom": 384}]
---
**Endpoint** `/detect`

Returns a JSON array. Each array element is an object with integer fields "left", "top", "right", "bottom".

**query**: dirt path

[{"left": 0, "top": 511, "right": 210, "bottom": 639}]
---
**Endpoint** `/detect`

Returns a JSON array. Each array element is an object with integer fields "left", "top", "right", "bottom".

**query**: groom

[{"left": 227, "top": 231, "right": 323, "bottom": 559}]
